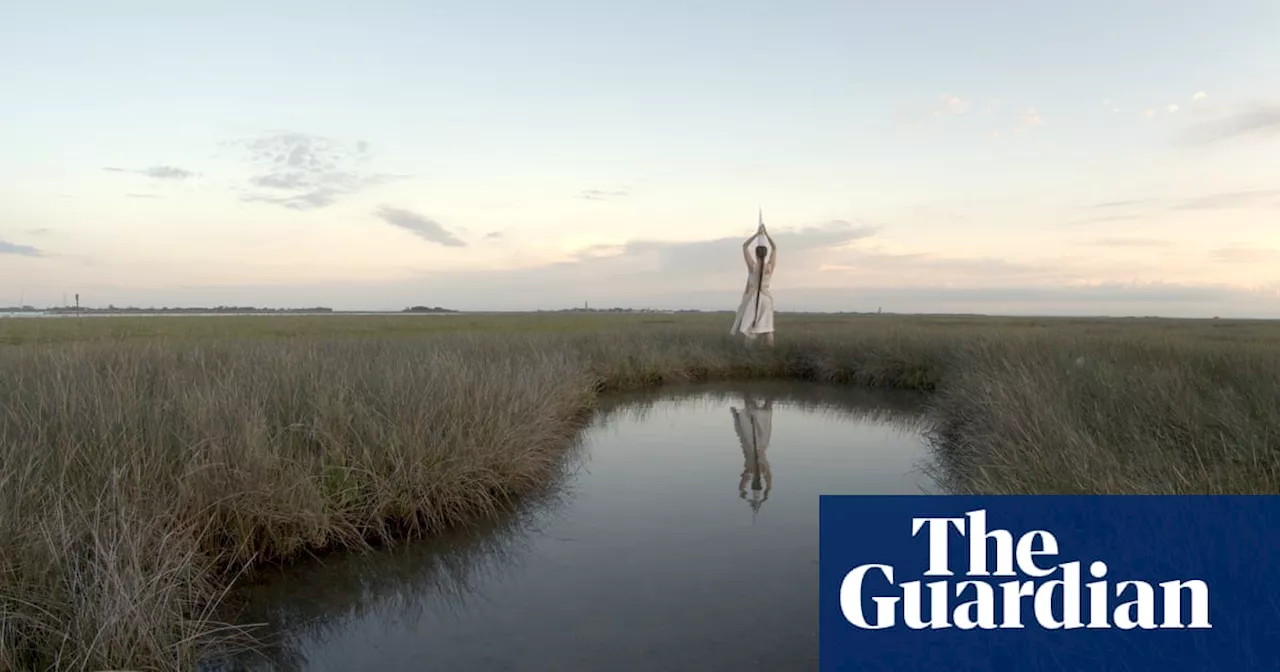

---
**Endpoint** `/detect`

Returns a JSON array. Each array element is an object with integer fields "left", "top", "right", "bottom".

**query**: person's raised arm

[
  {"left": 742, "top": 231, "right": 758, "bottom": 268},
  {"left": 762, "top": 227, "right": 777, "bottom": 271}
]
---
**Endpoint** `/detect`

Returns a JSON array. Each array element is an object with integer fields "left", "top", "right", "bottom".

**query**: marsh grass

[
  {"left": 0, "top": 334, "right": 597, "bottom": 670},
  {"left": 2, "top": 313, "right": 1280, "bottom": 669},
  {"left": 201, "top": 434, "right": 593, "bottom": 672}
]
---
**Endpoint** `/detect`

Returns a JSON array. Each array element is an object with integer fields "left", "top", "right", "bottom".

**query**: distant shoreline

[
  {"left": 0, "top": 306, "right": 720, "bottom": 316},
  {"left": 3, "top": 308, "right": 1261, "bottom": 320}
]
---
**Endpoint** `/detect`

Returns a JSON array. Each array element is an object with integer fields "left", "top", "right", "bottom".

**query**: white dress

[
  {"left": 731, "top": 402, "right": 774, "bottom": 509},
  {"left": 730, "top": 262, "right": 775, "bottom": 336}
]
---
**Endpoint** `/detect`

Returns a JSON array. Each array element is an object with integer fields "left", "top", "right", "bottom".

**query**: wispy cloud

[
  {"left": 1092, "top": 198, "right": 1162, "bottom": 209},
  {"left": 373, "top": 205, "right": 466, "bottom": 247},
  {"left": 1065, "top": 213, "right": 1143, "bottom": 226},
  {"left": 102, "top": 165, "right": 194, "bottom": 180},
  {"left": 1134, "top": 101, "right": 1188, "bottom": 119},
  {"left": 935, "top": 94, "right": 970, "bottom": 116},
  {"left": 581, "top": 188, "right": 628, "bottom": 200},
  {"left": 484, "top": 231, "right": 504, "bottom": 240},
  {"left": 896, "top": 93, "right": 982, "bottom": 125},
  {"left": 227, "top": 132, "right": 404, "bottom": 210},
  {"left": 24, "top": 227, "right": 53, "bottom": 235},
  {"left": 1211, "top": 246, "right": 1280, "bottom": 263},
  {"left": 1011, "top": 108, "right": 1043, "bottom": 134},
  {"left": 1182, "top": 103, "right": 1280, "bottom": 144},
  {"left": 1192, "top": 91, "right": 1208, "bottom": 102},
  {"left": 127, "top": 193, "right": 160, "bottom": 199},
  {"left": 568, "top": 219, "right": 878, "bottom": 276},
  {"left": 0, "top": 240, "right": 42, "bottom": 257},
  {"left": 141, "top": 166, "right": 193, "bottom": 179},
  {"left": 1079, "top": 190, "right": 1278, "bottom": 219},
  {"left": 1077, "top": 237, "right": 1172, "bottom": 247},
  {"left": 1174, "top": 189, "right": 1280, "bottom": 210},
  {"left": 242, "top": 189, "right": 349, "bottom": 210}
]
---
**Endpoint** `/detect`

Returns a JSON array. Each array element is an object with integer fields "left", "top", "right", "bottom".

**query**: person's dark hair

[{"left": 751, "top": 244, "right": 769, "bottom": 328}]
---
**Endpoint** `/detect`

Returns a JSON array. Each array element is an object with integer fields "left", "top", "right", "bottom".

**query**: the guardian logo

[{"left": 840, "top": 509, "right": 1212, "bottom": 631}]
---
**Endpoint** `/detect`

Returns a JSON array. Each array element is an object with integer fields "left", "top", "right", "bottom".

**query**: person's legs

[{"left": 763, "top": 332, "right": 774, "bottom": 348}]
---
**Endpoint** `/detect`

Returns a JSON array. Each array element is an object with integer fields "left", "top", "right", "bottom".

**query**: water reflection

[
  {"left": 201, "top": 381, "right": 941, "bottom": 672},
  {"left": 731, "top": 391, "right": 774, "bottom": 516}
]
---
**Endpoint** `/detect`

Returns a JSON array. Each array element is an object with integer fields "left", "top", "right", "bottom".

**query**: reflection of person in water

[{"left": 730, "top": 391, "right": 774, "bottom": 518}]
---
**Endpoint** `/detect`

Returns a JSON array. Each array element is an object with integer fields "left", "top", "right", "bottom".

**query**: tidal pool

[{"left": 203, "top": 381, "right": 940, "bottom": 671}]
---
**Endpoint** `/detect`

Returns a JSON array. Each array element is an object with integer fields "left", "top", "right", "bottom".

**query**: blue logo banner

[{"left": 819, "top": 495, "right": 1280, "bottom": 671}]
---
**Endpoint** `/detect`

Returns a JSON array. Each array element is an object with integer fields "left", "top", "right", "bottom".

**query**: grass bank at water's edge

[{"left": 2, "top": 314, "right": 1279, "bottom": 670}]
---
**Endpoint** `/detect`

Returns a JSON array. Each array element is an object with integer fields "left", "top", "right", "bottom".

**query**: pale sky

[{"left": 3, "top": 0, "right": 1279, "bottom": 316}]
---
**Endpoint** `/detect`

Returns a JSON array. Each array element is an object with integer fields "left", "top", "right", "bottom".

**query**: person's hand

[{"left": 757, "top": 222, "right": 766, "bottom": 234}]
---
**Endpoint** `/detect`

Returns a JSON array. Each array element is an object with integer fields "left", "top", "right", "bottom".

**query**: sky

[{"left": 2, "top": 0, "right": 1279, "bottom": 317}]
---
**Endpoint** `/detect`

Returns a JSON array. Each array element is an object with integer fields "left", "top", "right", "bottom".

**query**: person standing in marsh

[{"left": 730, "top": 210, "right": 777, "bottom": 347}]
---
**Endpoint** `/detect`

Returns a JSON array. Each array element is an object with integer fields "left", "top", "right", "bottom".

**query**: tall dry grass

[
  {"left": 0, "top": 334, "right": 597, "bottom": 670},
  {"left": 930, "top": 333, "right": 1280, "bottom": 494},
  {"left": 2, "top": 316, "right": 1279, "bottom": 669}
]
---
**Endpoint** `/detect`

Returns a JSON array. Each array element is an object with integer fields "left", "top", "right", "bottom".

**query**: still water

[{"left": 204, "top": 381, "right": 939, "bottom": 672}]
